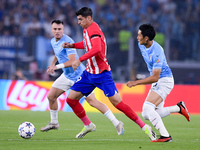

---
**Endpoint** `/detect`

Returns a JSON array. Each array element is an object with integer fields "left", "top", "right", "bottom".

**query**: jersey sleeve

[
  {"left": 73, "top": 41, "right": 85, "bottom": 49},
  {"left": 67, "top": 48, "right": 76, "bottom": 55},
  {"left": 65, "top": 37, "right": 77, "bottom": 55},
  {"left": 79, "top": 36, "right": 101, "bottom": 62}
]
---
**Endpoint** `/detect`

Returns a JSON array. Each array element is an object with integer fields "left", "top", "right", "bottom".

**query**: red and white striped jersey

[{"left": 79, "top": 22, "right": 111, "bottom": 74}]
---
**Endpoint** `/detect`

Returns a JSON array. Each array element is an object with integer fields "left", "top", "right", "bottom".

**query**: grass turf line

[{"left": 0, "top": 110, "right": 199, "bottom": 150}]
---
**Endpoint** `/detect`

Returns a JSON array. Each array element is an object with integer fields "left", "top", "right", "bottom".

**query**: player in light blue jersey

[
  {"left": 50, "top": 32, "right": 85, "bottom": 82},
  {"left": 138, "top": 41, "right": 172, "bottom": 79},
  {"left": 126, "top": 24, "right": 190, "bottom": 142},
  {"left": 40, "top": 20, "right": 124, "bottom": 137}
]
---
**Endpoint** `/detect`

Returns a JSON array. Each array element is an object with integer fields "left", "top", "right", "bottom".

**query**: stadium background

[{"left": 0, "top": 0, "right": 200, "bottom": 113}]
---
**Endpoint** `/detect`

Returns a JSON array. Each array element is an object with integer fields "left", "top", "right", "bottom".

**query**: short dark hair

[
  {"left": 51, "top": 19, "right": 64, "bottom": 25},
  {"left": 76, "top": 7, "right": 93, "bottom": 18},
  {"left": 139, "top": 24, "right": 155, "bottom": 41}
]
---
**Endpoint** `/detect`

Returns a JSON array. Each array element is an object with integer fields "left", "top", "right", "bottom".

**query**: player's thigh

[
  {"left": 52, "top": 73, "right": 74, "bottom": 91},
  {"left": 146, "top": 77, "right": 174, "bottom": 106},
  {"left": 145, "top": 90, "right": 163, "bottom": 107},
  {"left": 47, "top": 87, "right": 65, "bottom": 100},
  {"left": 68, "top": 89, "right": 84, "bottom": 100}
]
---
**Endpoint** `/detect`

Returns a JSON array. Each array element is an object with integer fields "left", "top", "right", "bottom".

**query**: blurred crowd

[{"left": 0, "top": 0, "right": 200, "bottom": 83}]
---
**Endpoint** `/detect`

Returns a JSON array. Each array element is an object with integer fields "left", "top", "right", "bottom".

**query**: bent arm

[
  {"left": 55, "top": 54, "right": 76, "bottom": 69},
  {"left": 126, "top": 69, "right": 161, "bottom": 88},
  {"left": 73, "top": 41, "right": 85, "bottom": 49},
  {"left": 135, "top": 69, "right": 161, "bottom": 85},
  {"left": 79, "top": 37, "right": 101, "bottom": 62},
  {"left": 62, "top": 41, "right": 84, "bottom": 49},
  {"left": 63, "top": 54, "right": 76, "bottom": 68},
  {"left": 47, "top": 54, "right": 77, "bottom": 73}
]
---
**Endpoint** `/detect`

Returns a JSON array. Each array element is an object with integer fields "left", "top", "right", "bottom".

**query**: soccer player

[
  {"left": 40, "top": 19, "right": 125, "bottom": 136},
  {"left": 62, "top": 7, "right": 156, "bottom": 140},
  {"left": 126, "top": 24, "right": 190, "bottom": 142}
]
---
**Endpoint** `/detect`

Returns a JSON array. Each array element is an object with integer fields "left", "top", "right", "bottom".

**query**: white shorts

[
  {"left": 52, "top": 73, "right": 94, "bottom": 97},
  {"left": 52, "top": 73, "right": 74, "bottom": 91},
  {"left": 149, "top": 77, "right": 174, "bottom": 103}
]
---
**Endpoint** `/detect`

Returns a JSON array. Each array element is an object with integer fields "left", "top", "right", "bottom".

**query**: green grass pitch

[{"left": 0, "top": 110, "right": 199, "bottom": 150}]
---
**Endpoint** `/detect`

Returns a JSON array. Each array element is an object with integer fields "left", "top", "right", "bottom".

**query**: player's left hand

[
  {"left": 72, "top": 59, "right": 81, "bottom": 70},
  {"left": 126, "top": 81, "right": 137, "bottom": 88}
]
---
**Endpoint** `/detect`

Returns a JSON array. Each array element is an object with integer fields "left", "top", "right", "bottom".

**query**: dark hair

[
  {"left": 76, "top": 7, "right": 93, "bottom": 18},
  {"left": 51, "top": 19, "right": 64, "bottom": 25},
  {"left": 139, "top": 24, "right": 155, "bottom": 41}
]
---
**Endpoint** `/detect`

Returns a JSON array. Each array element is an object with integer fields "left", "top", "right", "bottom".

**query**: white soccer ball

[{"left": 18, "top": 122, "right": 35, "bottom": 139}]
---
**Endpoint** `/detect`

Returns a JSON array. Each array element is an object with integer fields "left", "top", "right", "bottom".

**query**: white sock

[
  {"left": 149, "top": 110, "right": 169, "bottom": 137},
  {"left": 50, "top": 109, "right": 58, "bottom": 124},
  {"left": 156, "top": 107, "right": 170, "bottom": 118},
  {"left": 143, "top": 102, "right": 170, "bottom": 137},
  {"left": 166, "top": 105, "right": 180, "bottom": 113},
  {"left": 104, "top": 110, "right": 120, "bottom": 127}
]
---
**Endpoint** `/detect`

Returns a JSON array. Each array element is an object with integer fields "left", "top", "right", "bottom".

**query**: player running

[
  {"left": 126, "top": 24, "right": 190, "bottom": 142},
  {"left": 40, "top": 19, "right": 124, "bottom": 137},
  {"left": 62, "top": 7, "right": 156, "bottom": 141}
]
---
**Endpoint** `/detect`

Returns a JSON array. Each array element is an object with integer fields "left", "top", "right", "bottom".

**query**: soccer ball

[{"left": 18, "top": 122, "right": 35, "bottom": 139}]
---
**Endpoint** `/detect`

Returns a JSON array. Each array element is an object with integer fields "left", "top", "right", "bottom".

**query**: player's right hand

[
  {"left": 62, "top": 42, "right": 73, "bottom": 48},
  {"left": 46, "top": 66, "right": 56, "bottom": 74},
  {"left": 126, "top": 81, "right": 137, "bottom": 88}
]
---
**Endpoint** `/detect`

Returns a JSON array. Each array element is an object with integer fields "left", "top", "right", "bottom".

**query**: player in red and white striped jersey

[
  {"left": 72, "top": 21, "right": 110, "bottom": 74},
  {"left": 62, "top": 7, "right": 156, "bottom": 141}
]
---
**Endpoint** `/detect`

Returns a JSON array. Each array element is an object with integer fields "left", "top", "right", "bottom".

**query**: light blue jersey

[
  {"left": 51, "top": 34, "right": 85, "bottom": 82},
  {"left": 138, "top": 41, "right": 173, "bottom": 78}
]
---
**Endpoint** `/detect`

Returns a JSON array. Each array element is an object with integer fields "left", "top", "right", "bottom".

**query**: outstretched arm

[
  {"left": 72, "top": 37, "right": 101, "bottom": 70},
  {"left": 126, "top": 69, "right": 161, "bottom": 88},
  {"left": 46, "top": 55, "right": 57, "bottom": 74},
  {"left": 62, "top": 41, "right": 84, "bottom": 49},
  {"left": 47, "top": 54, "right": 76, "bottom": 74},
  {"left": 79, "top": 36, "right": 101, "bottom": 62}
]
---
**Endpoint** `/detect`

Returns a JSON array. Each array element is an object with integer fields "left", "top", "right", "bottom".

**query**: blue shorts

[{"left": 71, "top": 70, "right": 118, "bottom": 97}]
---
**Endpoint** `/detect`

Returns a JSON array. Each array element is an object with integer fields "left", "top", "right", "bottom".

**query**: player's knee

[
  {"left": 108, "top": 93, "right": 122, "bottom": 106},
  {"left": 142, "top": 102, "right": 156, "bottom": 120},
  {"left": 47, "top": 93, "right": 57, "bottom": 102},
  {"left": 66, "top": 97, "right": 78, "bottom": 107},
  {"left": 87, "top": 99, "right": 96, "bottom": 107}
]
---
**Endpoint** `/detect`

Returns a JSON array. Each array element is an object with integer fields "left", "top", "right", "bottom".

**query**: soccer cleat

[
  {"left": 144, "top": 124, "right": 157, "bottom": 141},
  {"left": 151, "top": 135, "right": 172, "bottom": 142},
  {"left": 177, "top": 101, "right": 191, "bottom": 121},
  {"left": 115, "top": 121, "right": 124, "bottom": 135},
  {"left": 76, "top": 123, "right": 96, "bottom": 138},
  {"left": 40, "top": 122, "right": 59, "bottom": 132}
]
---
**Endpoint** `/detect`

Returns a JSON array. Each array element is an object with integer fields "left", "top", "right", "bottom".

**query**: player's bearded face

[{"left": 51, "top": 23, "right": 64, "bottom": 40}]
